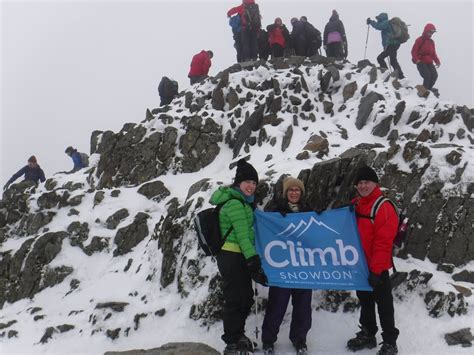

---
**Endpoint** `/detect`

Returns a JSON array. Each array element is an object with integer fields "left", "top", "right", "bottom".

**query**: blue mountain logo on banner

[{"left": 254, "top": 207, "right": 372, "bottom": 291}]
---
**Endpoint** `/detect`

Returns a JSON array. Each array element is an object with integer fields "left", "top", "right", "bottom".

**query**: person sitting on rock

[
  {"left": 65, "top": 146, "right": 89, "bottom": 173},
  {"left": 188, "top": 50, "right": 213, "bottom": 85},
  {"left": 4, "top": 155, "right": 46, "bottom": 190},
  {"left": 158, "top": 76, "right": 179, "bottom": 106}
]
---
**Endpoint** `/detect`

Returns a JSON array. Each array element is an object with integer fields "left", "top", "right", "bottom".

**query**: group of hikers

[
  {"left": 157, "top": 0, "right": 441, "bottom": 106},
  {"left": 3, "top": 147, "right": 89, "bottom": 191},
  {"left": 211, "top": 159, "right": 400, "bottom": 355}
]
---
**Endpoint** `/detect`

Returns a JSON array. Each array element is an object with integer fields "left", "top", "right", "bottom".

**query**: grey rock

[
  {"left": 372, "top": 116, "right": 393, "bottom": 137},
  {"left": 106, "top": 328, "right": 121, "bottom": 340},
  {"left": 186, "top": 178, "right": 211, "bottom": 200},
  {"left": 211, "top": 88, "right": 224, "bottom": 111},
  {"left": 452, "top": 270, "right": 474, "bottom": 283},
  {"left": 444, "top": 328, "right": 473, "bottom": 347},
  {"left": 459, "top": 105, "right": 473, "bottom": 132},
  {"left": 154, "top": 308, "right": 166, "bottom": 317},
  {"left": 342, "top": 81, "right": 358, "bottom": 102},
  {"left": 393, "top": 101, "right": 406, "bottom": 125},
  {"left": 320, "top": 71, "right": 332, "bottom": 93},
  {"left": 232, "top": 106, "right": 265, "bottom": 158},
  {"left": 113, "top": 213, "right": 150, "bottom": 256},
  {"left": 94, "top": 191, "right": 105, "bottom": 207},
  {"left": 424, "top": 290, "right": 468, "bottom": 318},
  {"left": 226, "top": 87, "right": 239, "bottom": 110},
  {"left": 368, "top": 66, "right": 377, "bottom": 83},
  {"left": 106, "top": 208, "right": 130, "bottom": 230},
  {"left": 68, "top": 194, "right": 84, "bottom": 207},
  {"left": 430, "top": 108, "right": 455, "bottom": 125},
  {"left": 357, "top": 60, "right": 372, "bottom": 69},
  {"left": 0, "top": 320, "right": 17, "bottom": 330},
  {"left": 57, "top": 324, "right": 75, "bottom": 333},
  {"left": 296, "top": 151, "right": 310, "bottom": 160},
  {"left": 111, "top": 190, "right": 121, "bottom": 197},
  {"left": 67, "top": 221, "right": 89, "bottom": 247},
  {"left": 85, "top": 237, "right": 110, "bottom": 254},
  {"left": 445, "top": 150, "right": 463, "bottom": 165},
  {"left": 323, "top": 101, "right": 334, "bottom": 114},
  {"left": 104, "top": 342, "right": 220, "bottom": 355},
  {"left": 40, "top": 327, "right": 56, "bottom": 344},
  {"left": 137, "top": 181, "right": 170, "bottom": 201},
  {"left": 355, "top": 91, "right": 385, "bottom": 129},
  {"left": 289, "top": 96, "right": 302, "bottom": 105},
  {"left": 303, "top": 135, "right": 329, "bottom": 155},
  {"left": 96, "top": 302, "right": 129, "bottom": 312},
  {"left": 281, "top": 125, "right": 293, "bottom": 152}
]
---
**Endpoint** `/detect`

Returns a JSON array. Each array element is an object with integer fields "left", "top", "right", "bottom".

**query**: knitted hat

[
  {"left": 234, "top": 158, "right": 259, "bottom": 185},
  {"left": 28, "top": 155, "right": 37, "bottom": 164},
  {"left": 355, "top": 166, "right": 379, "bottom": 184},
  {"left": 65, "top": 146, "right": 74, "bottom": 154},
  {"left": 283, "top": 177, "right": 305, "bottom": 196}
]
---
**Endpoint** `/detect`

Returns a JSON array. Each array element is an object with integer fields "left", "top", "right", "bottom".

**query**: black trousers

[
  {"left": 377, "top": 44, "right": 404, "bottom": 78},
  {"left": 271, "top": 44, "right": 284, "bottom": 58},
  {"left": 356, "top": 271, "right": 399, "bottom": 345},
  {"left": 262, "top": 286, "right": 312, "bottom": 345},
  {"left": 233, "top": 32, "right": 243, "bottom": 63},
  {"left": 326, "top": 42, "right": 344, "bottom": 59},
  {"left": 216, "top": 251, "right": 254, "bottom": 344},
  {"left": 241, "top": 29, "right": 258, "bottom": 61},
  {"left": 416, "top": 62, "right": 438, "bottom": 90}
]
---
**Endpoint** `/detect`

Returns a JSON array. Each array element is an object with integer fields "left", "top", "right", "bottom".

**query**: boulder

[
  {"left": 355, "top": 92, "right": 385, "bottom": 129},
  {"left": 137, "top": 181, "right": 170, "bottom": 201},
  {"left": 106, "top": 208, "right": 130, "bottom": 230},
  {"left": 104, "top": 343, "right": 220, "bottom": 355},
  {"left": 113, "top": 213, "right": 150, "bottom": 256}
]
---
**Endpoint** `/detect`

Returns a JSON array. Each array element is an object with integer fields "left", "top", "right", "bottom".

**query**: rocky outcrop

[
  {"left": 104, "top": 342, "right": 220, "bottom": 355},
  {"left": 113, "top": 213, "right": 150, "bottom": 256}
]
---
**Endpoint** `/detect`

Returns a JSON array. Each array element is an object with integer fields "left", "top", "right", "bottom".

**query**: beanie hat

[
  {"left": 28, "top": 155, "right": 37, "bottom": 164},
  {"left": 283, "top": 177, "right": 305, "bottom": 196},
  {"left": 234, "top": 158, "right": 259, "bottom": 185},
  {"left": 65, "top": 146, "right": 74, "bottom": 154},
  {"left": 355, "top": 166, "right": 379, "bottom": 184}
]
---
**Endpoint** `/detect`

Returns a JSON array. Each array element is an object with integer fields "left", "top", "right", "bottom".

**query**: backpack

[
  {"left": 229, "top": 14, "right": 242, "bottom": 33},
  {"left": 389, "top": 17, "right": 410, "bottom": 44},
  {"left": 304, "top": 23, "right": 322, "bottom": 49},
  {"left": 79, "top": 152, "right": 89, "bottom": 167},
  {"left": 244, "top": 3, "right": 261, "bottom": 30},
  {"left": 193, "top": 199, "right": 241, "bottom": 257},
  {"left": 356, "top": 196, "right": 410, "bottom": 258}
]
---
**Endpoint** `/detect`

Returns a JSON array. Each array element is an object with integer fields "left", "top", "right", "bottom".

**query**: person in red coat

[
  {"left": 227, "top": 0, "right": 261, "bottom": 62},
  {"left": 188, "top": 50, "right": 213, "bottom": 85},
  {"left": 411, "top": 23, "right": 441, "bottom": 92},
  {"left": 347, "top": 166, "right": 399, "bottom": 355},
  {"left": 266, "top": 17, "right": 290, "bottom": 58}
]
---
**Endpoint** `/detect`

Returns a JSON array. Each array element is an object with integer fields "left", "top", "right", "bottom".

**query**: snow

[{"left": 1, "top": 59, "right": 473, "bottom": 354}]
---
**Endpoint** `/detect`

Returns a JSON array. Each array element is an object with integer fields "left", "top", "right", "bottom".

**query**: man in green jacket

[{"left": 210, "top": 158, "right": 267, "bottom": 354}]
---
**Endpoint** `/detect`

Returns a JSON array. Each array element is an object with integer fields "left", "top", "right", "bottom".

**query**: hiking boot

[
  {"left": 223, "top": 343, "right": 240, "bottom": 355},
  {"left": 294, "top": 341, "right": 308, "bottom": 355},
  {"left": 347, "top": 329, "right": 377, "bottom": 351},
  {"left": 262, "top": 343, "right": 274, "bottom": 355},
  {"left": 377, "top": 343, "right": 398, "bottom": 355},
  {"left": 237, "top": 335, "right": 255, "bottom": 352}
]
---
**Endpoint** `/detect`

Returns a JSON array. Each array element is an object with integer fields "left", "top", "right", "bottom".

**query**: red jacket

[
  {"left": 411, "top": 23, "right": 440, "bottom": 65},
  {"left": 352, "top": 186, "right": 398, "bottom": 274},
  {"left": 268, "top": 26, "right": 286, "bottom": 47},
  {"left": 227, "top": 0, "right": 255, "bottom": 28},
  {"left": 188, "top": 50, "right": 212, "bottom": 77}
]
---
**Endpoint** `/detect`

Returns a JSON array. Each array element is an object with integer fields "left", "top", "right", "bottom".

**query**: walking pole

[
  {"left": 363, "top": 24, "right": 370, "bottom": 59},
  {"left": 254, "top": 281, "right": 260, "bottom": 344}
]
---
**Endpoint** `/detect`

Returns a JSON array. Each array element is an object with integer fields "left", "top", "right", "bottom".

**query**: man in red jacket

[
  {"left": 347, "top": 166, "right": 399, "bottom": 355},
  {"left": 227, "top": 0, "right": 261, "bottom": 62},
  {"left": 188, "top": 50, "right": 213, "bottom": 85},
  {"left": 411, "top": 23, "right": 441, "bottom": 94}
]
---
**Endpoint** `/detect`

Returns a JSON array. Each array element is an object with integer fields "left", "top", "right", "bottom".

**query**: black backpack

[
  {"left": 244, "top": 3, "right": 261, "bottom": 30},
  {"left": 356, "top": 196, "right": 409, "bottom": 257},
  {"left": 304, "top": 22, "right": 322, "bottom": 49},
  {"left": 193, "top": 199, "right": 241, "bottom": 256}
]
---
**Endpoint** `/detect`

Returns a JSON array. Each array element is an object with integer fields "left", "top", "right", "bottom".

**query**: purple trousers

[{"left": 262, "top": 286, "right": 312, "bottom": 345}]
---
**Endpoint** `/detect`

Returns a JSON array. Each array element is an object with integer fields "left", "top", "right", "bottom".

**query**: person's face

[
  {"left": 27, "top": 162, "right": 36, "bottom": 168},
  {"left": 355, "top": 180, "right": 377, "bottom": 197},
  {"left": 239, "top": 180, "right": 257, "bottom": 197},
  {"left": 427, "top": 30, "right": 435, "bottom": 38},
  {"left": 275, "top": 18, "right": 282, "bottom": 26},
  {"left": 287, "top": 187, "right": 302, "bottom": 204}
]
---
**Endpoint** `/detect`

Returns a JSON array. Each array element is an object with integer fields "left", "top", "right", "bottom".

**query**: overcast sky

[{"left": 1, "top": 0, "right": 472, "bottom": 185}]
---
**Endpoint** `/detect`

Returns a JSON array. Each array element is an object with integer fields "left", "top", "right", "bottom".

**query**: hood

[
  {"left": 210, "top": 186, "right": 245, "bottom": 206},
  {"left": 376, "top": 13, "right": 388, "bottom": 22},
  {"left": 330, "top": 12, "right": 339, "bottom": 21},
  {"left": 243, "top": 0, "right": 255, "bottom": 4},
  {"left": 423, "top": 23, "right": 436, "bottom": 36}
]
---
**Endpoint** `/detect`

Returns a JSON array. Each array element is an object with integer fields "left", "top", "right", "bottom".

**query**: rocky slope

[{"left": 0, "top": 55, "right": 473, "bottom": 353}]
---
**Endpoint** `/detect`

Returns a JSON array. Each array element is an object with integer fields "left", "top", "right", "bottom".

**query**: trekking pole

[
  {"left": 253, "top": 281, "right": 260, "bottom": 344},
  {"left": 364, "top": 24, "right": 370, "bottom": 59}
]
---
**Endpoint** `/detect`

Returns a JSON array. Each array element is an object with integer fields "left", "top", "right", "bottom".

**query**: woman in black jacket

[{"left": 261, "top": 177, "right": 313, "bottom": 355}]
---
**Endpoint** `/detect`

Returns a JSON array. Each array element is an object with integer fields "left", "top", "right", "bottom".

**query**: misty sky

[{"left": 1, "top": 0, "right": 472, "bottom": 185}]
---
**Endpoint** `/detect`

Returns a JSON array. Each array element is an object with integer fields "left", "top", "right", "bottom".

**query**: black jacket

[
  {"left": 270, "top": 198, "right": 313, "bottom": 214},
  {"left": 323, "top": 13, "right": 347, "bottom": 45}
]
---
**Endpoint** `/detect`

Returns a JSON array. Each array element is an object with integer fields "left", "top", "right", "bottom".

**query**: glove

[
  {"left": 247, "top": 255, "right": 268, "bottom": 286},
  {"left": 366, "top": 18, "right": 371, "bottom": 25},
  {"left": 368, "top": 272, "right": 382, "bottom": 288}
]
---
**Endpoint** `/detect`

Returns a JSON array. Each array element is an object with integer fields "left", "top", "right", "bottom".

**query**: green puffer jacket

[{"left": 209, "top": 186, "right": 257, "bottom": 259}]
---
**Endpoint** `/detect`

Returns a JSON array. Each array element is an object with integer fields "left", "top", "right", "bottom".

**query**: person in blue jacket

[
  {"left": 4, "top": 155, "right": 46, "bottom": 190},
  {"left": 65, "top": 146, "right": 88, "bottom": 173},
  {"left": 367, "top": 13, "right": 405, "bottom": 79}
]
